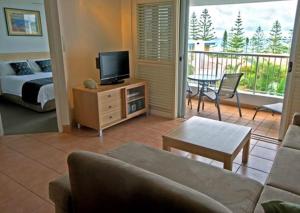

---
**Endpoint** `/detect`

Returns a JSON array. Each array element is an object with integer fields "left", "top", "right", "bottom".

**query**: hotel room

[
  {"left": 0, "top": 0, "right": 58, "bottom": 135},
  {"left": 1, "top": 0, "right": 300, "bottom": 212}
]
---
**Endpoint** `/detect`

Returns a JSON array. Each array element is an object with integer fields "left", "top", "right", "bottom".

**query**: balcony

[
  {"left": 188, "top": 51, "right": 289, "bottom": 97},
  {"left": 186, "top": 99, "right": 280, "bottom": 139},
  {"left": 186, "top": 51, "right": 287, "bottom": 139}
]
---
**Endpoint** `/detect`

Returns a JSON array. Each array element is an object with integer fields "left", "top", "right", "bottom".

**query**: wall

[
  {"left": 51, "top": 0, "right": 179, "bottom": 124},
  {"left": 0, "top": 0, "right": 49, "bottom": 54},
  {"left": 280, "top": 0, "right": 300, "bottom": 139},
  {"left": 58, "top": 0, "right": 127, "bottom": 117},
  {"left": 57, "top": 0, "right": 124, "bottom": 101},
  {"left": 122, "top": 0, "right": 134, "bottom": 75}
]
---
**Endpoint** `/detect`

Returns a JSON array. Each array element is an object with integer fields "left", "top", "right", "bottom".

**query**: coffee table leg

[
  {"left": 242, "top": 139, "right": 250, "bottom": 164},
  {"left": 224, "top": 158, "right": 233, "bottom": 171}
]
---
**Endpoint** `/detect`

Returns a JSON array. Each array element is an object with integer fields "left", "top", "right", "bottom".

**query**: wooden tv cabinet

[{"left": 73, "top": 79, "right": 148, "bottom": 136}]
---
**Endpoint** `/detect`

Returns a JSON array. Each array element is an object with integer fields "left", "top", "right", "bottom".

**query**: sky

[{"left": 190, "top": 0, "right": 297, "bottom": 39}]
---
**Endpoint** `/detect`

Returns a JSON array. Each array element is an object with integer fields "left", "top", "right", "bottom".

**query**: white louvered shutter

[
  {"left": 133, "top": 0, "right": 177, "bottom": 118},
  {"left": 137, "top": 2, "right": 173, "bottom": 61}
]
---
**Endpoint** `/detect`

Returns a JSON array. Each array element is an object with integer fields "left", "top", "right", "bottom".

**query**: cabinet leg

[
  {"left": 99, "top": 129, "right": 103, "bottom": 137},
  {"left": 77, "top": 123, "right": 81, "bottom": 129}
]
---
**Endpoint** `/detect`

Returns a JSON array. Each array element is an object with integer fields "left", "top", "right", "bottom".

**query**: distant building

[{"left": 188, "top": 40, "right": 218, "bottom": 51}]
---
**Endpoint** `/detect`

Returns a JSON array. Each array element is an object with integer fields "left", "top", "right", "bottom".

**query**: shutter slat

[{"left": 137, "top": 1, "right": 173, "bottom": 61}]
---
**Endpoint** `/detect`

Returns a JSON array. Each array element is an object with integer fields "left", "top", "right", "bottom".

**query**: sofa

[{"left": 49, "top": 113, "right": 300, "bottom": 213}]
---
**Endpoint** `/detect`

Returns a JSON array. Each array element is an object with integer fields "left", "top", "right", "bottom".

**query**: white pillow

[
  {"left": 0, "top": 60, "right": 30, "bottom": 76},
  {"left": 28, "top": 58, "right": 51, "bottom": 73},
  {"left": 27, "top": 60, "right": 42, "bottom": 73},
  {"left": 0, "top": 61, "right": 16, "bottom": 76}
]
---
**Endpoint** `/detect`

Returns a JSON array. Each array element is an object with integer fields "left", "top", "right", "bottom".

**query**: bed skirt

[{"left": 2, "top": 94, "right": 56, "bottom": 112}]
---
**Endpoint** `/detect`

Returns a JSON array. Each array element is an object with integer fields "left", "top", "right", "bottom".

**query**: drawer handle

[
  {"left": 107, "top": 94, "right": 111, "bottom": 98},
  {"left": 109, "top": 116, "right": 113, "bottom": 119},
  {"left": 108, "top": 105, "right": 112, "bottom": 109}
]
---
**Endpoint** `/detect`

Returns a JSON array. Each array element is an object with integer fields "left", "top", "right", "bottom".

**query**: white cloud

[{"left": 190, "top": 0, "right": 297, "bottom": 39}]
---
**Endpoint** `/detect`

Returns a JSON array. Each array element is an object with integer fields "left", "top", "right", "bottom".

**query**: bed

[{"left": 0, "top": 60, "right": 56, "bottom": 112}]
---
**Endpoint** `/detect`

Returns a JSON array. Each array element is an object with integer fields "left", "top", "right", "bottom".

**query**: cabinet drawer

[
  {"left": 100, "top": 100, "right": 121, "bottom": 113},
  {"left": 99, "top": 90, "right": 121, "bottom": 103},
  {"left": 101, "top": 110, "right": 121, "bottom": 126}
]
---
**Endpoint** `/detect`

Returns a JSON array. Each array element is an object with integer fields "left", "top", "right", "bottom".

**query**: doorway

[
  {"left": 0, "top": 0, "right": 58, "bottom": 135},
  {"left": 180, "top": 0, "right": 298, "bottom": 140}
]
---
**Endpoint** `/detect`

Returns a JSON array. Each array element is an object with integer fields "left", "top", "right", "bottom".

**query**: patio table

[{"left": 188, "top": 74, "right": 221, "bottom": 112}]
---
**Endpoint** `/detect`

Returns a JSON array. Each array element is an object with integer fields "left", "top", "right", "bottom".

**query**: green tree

[
  {"left": 228, "top": 11, "right": 245, "bottom": 52},
  {"left": 221, "top": 30, "right": 228, "bottom": 52},
  {"left": 251, "top": 26, "right": 265, "bottom": 53},
  {"left": 245, "top": 37, "right": 250, "bottom": 53},
  {"left": 286, "top": 29, "right": 293, "bottom": 52},
  {"left": 189, "top": 12, "right": 200, "bottom": 40},
  {"left": 198, "top": 9, "right": 215, "bottom": 41},
  {"left": 268, "top": 20, "right": 285, "bottom": 54}
]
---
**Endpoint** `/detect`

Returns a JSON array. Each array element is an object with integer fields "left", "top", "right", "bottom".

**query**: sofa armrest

[
  {"left": 292, "top": 113, "right": 300, "bottom": 126},
  {"left": 49, "top": 175, "right": 73, "bottom": 213}
]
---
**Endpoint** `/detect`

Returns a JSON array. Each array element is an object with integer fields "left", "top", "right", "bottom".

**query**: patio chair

[
  {"left": 252, "top": 102, "right": 283, "bottom": 120},
  {"left": 186, "top": 81, "right": 197, "bottom": 109},
  {"left": 200, "top": 73, "right": 244, "bottom": 121}
]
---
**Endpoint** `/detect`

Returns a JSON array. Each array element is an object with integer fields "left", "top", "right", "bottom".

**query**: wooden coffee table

[{"left": 162, "top": 116, "right": 251, "bottom": 171}]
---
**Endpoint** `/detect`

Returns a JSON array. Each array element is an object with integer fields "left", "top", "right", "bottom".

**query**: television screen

[{"left": 99, "top": 51, "right": 129, "bottom": 84}]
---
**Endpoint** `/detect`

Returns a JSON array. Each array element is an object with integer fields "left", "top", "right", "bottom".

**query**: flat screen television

[{"left": 96, "top": 51, "right": 130, "bottom": 85}]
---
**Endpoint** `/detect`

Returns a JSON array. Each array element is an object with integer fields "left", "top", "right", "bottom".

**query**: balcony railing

[{"left": 188, "top": 51, "right": 290, "bottom": 97}]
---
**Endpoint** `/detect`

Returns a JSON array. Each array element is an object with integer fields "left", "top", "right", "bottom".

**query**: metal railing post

[
  {"left": 187, "top": 51, "right": 289, "bottom": 96},
  {"left": 253, "top": 55, "right": 260, "bottom": 95},
  {"left": 216, "top": 54, "right": 219, "bottom": 77}
]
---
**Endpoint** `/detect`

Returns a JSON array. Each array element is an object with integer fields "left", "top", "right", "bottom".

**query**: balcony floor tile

[{"left": 186, "top": 99, "right": 281, "bottom": 140}]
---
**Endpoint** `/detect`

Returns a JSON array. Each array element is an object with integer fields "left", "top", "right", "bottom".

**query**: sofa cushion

[
  {"left": 67, "top": 151, "right": 232, "bottom": 213},
  {"left": 282, "top": 125, "right": 300, "bottom": 150},
  {"left": 254, "top": 185, "right": 300, "bottom": 213},
  {"left": 267, "top": 147, "right": 300, "bottom": 195},
  {"left": 49, "top": 175, "right": 72, "bottom": 213},
  {"left": 107, "top": 143, "right": 263, "bottom": 213}
]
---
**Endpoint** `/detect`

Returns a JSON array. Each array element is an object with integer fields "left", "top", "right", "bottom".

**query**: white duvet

[{"left": 0, "top": 72, "right": 54, "bottom": 108}]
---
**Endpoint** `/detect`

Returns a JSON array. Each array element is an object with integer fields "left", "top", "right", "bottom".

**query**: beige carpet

[{"left": 0, "top": 98, "right": 58, "bottom": 135}]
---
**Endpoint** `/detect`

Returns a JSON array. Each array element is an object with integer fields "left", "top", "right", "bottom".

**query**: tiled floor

[
  {"left": 186, "top": 99, "right": 281, "bottom": 139},
  {"left": 0, "top": 108, "right": 281, "bottom": 212}
]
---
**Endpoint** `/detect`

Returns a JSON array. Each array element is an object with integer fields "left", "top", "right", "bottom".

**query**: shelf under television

[
  {"left": 127, "top": 95, "right": 145, "bottom": 103},
  {"left": 127, "top": 108, "right": 147, "bottom": 118}
]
